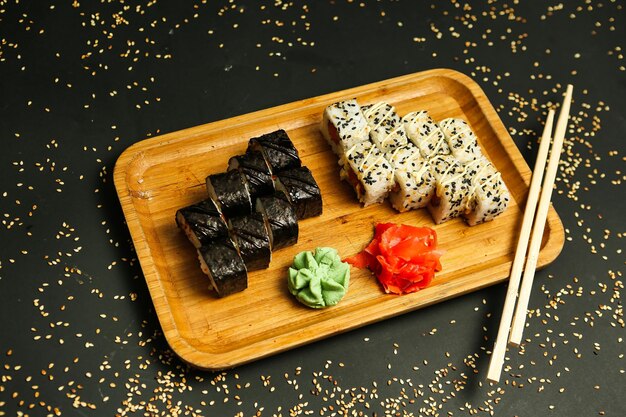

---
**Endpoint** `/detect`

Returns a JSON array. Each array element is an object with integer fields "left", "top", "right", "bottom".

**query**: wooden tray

[{"left": 114, "top": 69, "right": 564, "bottom": 370}]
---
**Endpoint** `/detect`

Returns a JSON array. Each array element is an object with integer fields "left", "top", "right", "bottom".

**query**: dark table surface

[{"left": 1, "top": 1, "right": 624, "bottom": 416}]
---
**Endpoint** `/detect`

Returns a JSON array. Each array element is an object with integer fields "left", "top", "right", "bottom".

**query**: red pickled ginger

[{"left": 344, "top": 223, "right": 443, "bottom": 295}]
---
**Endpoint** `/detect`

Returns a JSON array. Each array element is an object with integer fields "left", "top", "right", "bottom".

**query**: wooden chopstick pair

[{"left": 486, "top": 85, "right": 573, "bottom": 383}]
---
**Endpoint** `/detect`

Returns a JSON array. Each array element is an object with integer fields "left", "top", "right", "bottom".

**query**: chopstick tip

[
  {"left": 486, "top": 367, "right": 502, "bottom": 384},
  {"left": 508, "top": 339, "right": 521, "bottom": 348}
]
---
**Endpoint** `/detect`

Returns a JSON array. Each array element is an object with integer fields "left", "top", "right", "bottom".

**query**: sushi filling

[{"left": 327, "top": 122, "right": 341, "bottom": 145}]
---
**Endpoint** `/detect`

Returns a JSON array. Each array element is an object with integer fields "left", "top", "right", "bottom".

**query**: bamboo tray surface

[{"left": 114, "top": 69, "right": 564, "bottom": 370}]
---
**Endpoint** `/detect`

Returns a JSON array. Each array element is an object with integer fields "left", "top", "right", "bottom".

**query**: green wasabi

[{"left": 288, "top": 247, "right": 350, "bottom": 308}]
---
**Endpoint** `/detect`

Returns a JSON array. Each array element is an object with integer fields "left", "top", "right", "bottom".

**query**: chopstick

[
  {"left": 486, "top": 84, "right": 573, "bottom": 383},
  {"left": 509, "top": 84, "right": 573, "bottom": 346},
  {"left": 485, "top": 109, "right": 555, "bottom": 383}
]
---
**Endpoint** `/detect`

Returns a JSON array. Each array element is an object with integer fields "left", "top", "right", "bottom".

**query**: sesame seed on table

[{"left": 0, "top": 1, "right": 624, "bottom": 416}]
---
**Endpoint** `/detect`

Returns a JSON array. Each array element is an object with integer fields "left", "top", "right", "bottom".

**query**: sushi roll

[
  {"left": 341, "top": 140, "right": 395, "bottom": 207},
  {"left": 427, "top": 155, "right": 472, "bottom": 224},
  {"left": 247, "top": 129, "right": 301, "bottom": 172},
  {"left": 428, "top": 154, "right": 458, "bottom": 181},
  {"left": 228, "top": 150, "right": 274, "bottom": 198},
  {"left": 402, "top": 110, "right": 451, "bottom": 158},
  {"left": 197, "top": 237, "right": 247, "bottom": 297},
  {"left": 320, "top": 99, "right": 371, "bottom": 163},
  {"left": 255, "top": 191, "right": 299, "bottom": 250},
  {"left": 228, "top": 214, "right": 271, "bottom": 271},
  {"left": 206, "top": 169, "right": 252, "bottom": 216},
  {"left": 386, "top": 144, "right": 436, "bottom": 212},
  {"left": 175, "top": 199, "right": 228, "bottom": 248},
  {"left": 361, "top": 102, "right": 408, "bottom": 153},
  {"left": 439, "top": 118, "right": 482, "bottom": 163},
  {"left": 275, "top": 166, "right": 323, "bottom": 220},
  {"left": 463, "top": 158, "right": 510, "bottom": 226}
]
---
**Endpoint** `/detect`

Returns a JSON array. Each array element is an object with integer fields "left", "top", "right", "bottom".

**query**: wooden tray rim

[{"left": 113, "top": 68, "right": 565, "bottom": 370}]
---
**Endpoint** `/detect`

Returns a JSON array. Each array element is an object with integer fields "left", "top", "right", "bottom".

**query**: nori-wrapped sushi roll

[
  {"left": 197, "top": 237, "right": 247, "bottom": 297},
  {"left": 228, "top": 214, "right": 271, "bottom": 271},
  {"left": 276, "top": 166, "right": 323, "bottom": 220},
  {"left": 176, "top": 199, "right": 228, "bottom": 248},
  {"left": 228, "top": 150, "right": 274, "bottom": 198},
  {"left": 255, "top": 191, "right": 298, "bottom": 250},
  {"left": 247, "top": 129, "right": 301, "bottom": 172},
  {"left": 206, "top": 169, "right": 252, "bottom": 216}
]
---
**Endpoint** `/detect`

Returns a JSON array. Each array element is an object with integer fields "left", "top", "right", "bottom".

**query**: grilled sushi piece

[
  {"left": 361, "top": 102, "right": 408, "bottom": 153},
  {"left": 439, "top": 118, "right": 482, "bottom": 163},
  {"left": 340, "top": 140, "right": 395, "bottom": 207},
  {"left": 255, "top": 191, "right": 298, "bottom": 250},
  {"left": 275, "top": 166, "right": 322, "bottom": 220},
  {"left": 228, "top": 150, "right": 274, "bottom": 198},
  {"left": 247, "top": 129, "right": 301, "bottom": 172},
  {"left": 402, "top": 110, "right": 451, "bottom": 158},
  {"left": 463, "top": 158, "right": 510, "bottom": 226},
  {"left": 228, "top": 214, "right": 271, "bottom": 271},
  {"left": 197, "top": 237, "right": 247, "bottom": 297},
  {"left": 175, "top": 199, "right": 228, "bottom": 248},
  {"left": 320, "top": 99, "right": 371, "bottom": 164},
  {"left": 206, "top": 169, "right": 252, "bottom": 216},
  {"left": 386, "top": 143, "right": 436, "bottom": 212},
  {"left": 427, "top": 155, "right": 472, "bottom": 224}
]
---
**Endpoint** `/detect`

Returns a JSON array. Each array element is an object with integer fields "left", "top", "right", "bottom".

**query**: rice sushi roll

[
  {"left": 427, "top": 155, "right": 471, "bottom": 224},
  {"left": 255, "top": 191, "right": 299, "bottom": 250},
  {"left": 175, "top": 199, "right": 229, "bottom": 248},
  {"left": 439, "top": 118, "right": 482, "bottom": 163},
  {"left": 341, "top": 141, "right": 394, "bottom": 207},
  {"left": 402, "top": 110, "right": 451, "bottom": 158},
  {"left": 320, "top": 99, "right": 371, "bottom": 163},
  {"left": 361, "top": 102, "right": 408, "bottom": 153},
  {"left": 247, "top": 129, "right": 301, "bottom": 172},
  {"left": 228, "top": 150, "right": 274, "bottom": 198},
  {"left": 428, "top": 154, "right": 458, "bottom": 181},
  {"left": 206, "top": 169, "right": 252, "bottom": 216},
  {"left": 197, "top": 237, "right": 247, "bottom": 297},
  {"left": 386, "top": 144, "right": 435, "bottom": 212},
  {"left": 463, "top": 158, "right": 510, "bottom": 226},
  {"left": 228, "top": 214, "right": 271, "bottom": 271},
  {"left": 275, "top": 166, "right": 322, "bottom": 220}
]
